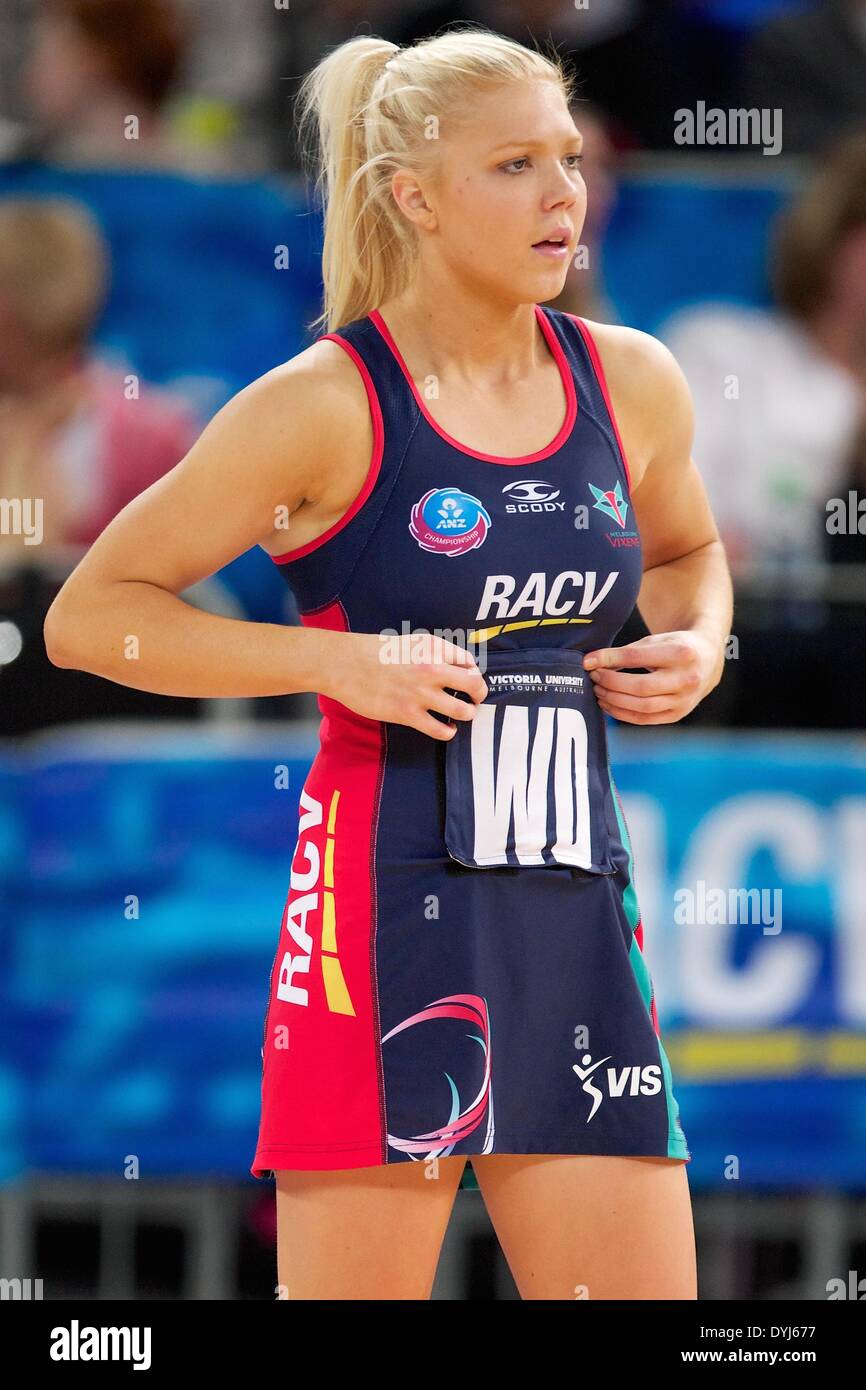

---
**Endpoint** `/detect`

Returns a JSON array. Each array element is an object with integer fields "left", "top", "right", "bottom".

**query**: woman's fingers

[
  {"left": 415, "top": 712, "right": 459, "bottom": 740},
  {"left": 596, "top": 696, "right": 680, "bottom": 724},
  {"left": 590, "top": 666, "right": 695, "bottom": 697},
  {"left": 596, "top": 687, "right": 683, "bottom": 714},
  {"left": 425, "top": 688, "right": 479, "bottom": 722}
]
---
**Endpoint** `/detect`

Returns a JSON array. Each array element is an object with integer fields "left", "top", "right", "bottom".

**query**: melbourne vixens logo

[
  {"left": 589, "top": 479, "right": 628, "bottom": 527},
  {"left": 409, "top": 486, "right": 491, "bottom": 556},
  {"left": 589, "top": 479, "right": 639, "bottom": 548}
]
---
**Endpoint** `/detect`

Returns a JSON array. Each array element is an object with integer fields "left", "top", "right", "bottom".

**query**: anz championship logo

[{"left": 409, "top": 486, "right": 491, "bottom": 556}]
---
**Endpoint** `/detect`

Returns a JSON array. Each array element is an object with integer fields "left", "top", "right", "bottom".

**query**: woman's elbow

[{"left": 43, "top": 590, "right": 85, "bottom": 668}]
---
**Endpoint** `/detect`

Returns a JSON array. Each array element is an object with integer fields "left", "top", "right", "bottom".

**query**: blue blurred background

[{"left": 1, "top": 0, "right": 865, "bottom": 1300}]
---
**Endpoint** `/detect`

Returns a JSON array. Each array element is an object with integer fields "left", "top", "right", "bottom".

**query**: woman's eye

[{"left": 501, "top": 153, "right": 584, "bottom": 174}]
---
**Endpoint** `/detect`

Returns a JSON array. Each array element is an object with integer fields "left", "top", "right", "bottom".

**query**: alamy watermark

[
  {"left": 0, "top": 1276, "right": 43, "bottom": 1299},
  {"left": 378, "top": 624, "right": 490, "bottom": 672},
  {"left": 826, "top": 491, "right": 865, "bottom": 535},
  {"left": 0, "top": 497, "right": 43, "bottom": 545},
  {"left": 674, "top": 880, "right": 782, "bottom": 934},
  {"left": 674, "top": 102, "right": 782, "bottom": 156}
]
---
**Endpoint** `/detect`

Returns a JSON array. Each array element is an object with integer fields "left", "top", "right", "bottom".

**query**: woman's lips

[{"left": 532, "top": 240, "right": 570, "bottom": 257}]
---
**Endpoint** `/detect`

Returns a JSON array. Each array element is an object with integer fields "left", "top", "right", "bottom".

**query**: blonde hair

[
  {"left": 295, "top": 24, "right": 575, "bottom": 335},
  {"left": 0, "top": 197, "right": 109, "bottom": 349}
]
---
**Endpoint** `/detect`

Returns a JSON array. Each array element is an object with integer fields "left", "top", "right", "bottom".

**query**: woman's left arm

[{"left": 582, "top": 325, "right": 733, "bottom": 723}]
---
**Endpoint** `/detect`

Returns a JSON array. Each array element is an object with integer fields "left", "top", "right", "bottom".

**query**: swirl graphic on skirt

[{"left": 381, "top": 993, "right": 495, "bottom": 1159}]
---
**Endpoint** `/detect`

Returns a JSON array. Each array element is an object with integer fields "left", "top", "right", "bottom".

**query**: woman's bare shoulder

[
  {"left": 238, "top": 335, "right": 372, "bottom": 467},
  {"left": 576, "top": 319, "right": 695, "bottom": 488},
  {"left": 247, "top": 335, "right": 376, "bottom": 556},
  {"left": 578, "top": 318, "right": 689, "bottom": 398},
  {"left": 185, "top": 333, "right": 374, "bottom": 549}
]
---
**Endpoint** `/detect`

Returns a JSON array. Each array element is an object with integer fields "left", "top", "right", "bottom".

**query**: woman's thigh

[
  {"left": 470, "top": 1152, "right": 696, "bottom": 1300},
  {"left": 274, "top": 1155, "right": 467, "bottom": 1300}
]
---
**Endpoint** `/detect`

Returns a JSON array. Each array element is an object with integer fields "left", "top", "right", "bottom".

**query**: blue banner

[
  {"left": 608, "top": 728, "right": 866, "bottom": 1189},
  {"left": 2, "top": 727, "right": 863, "bottom": 1188}
]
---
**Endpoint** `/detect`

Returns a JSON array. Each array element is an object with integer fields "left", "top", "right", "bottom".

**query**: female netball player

[{"left": 44, "top": 27, "right": 732, "bottom": 1300}]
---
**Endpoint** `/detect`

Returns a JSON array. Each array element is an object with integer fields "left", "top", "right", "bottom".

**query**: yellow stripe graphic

[
  {"left": 321, "top": 955, "right": 356, "bottom": 1016},
  {"left": 318, "top": 787, "right": 355, "bottom": 1014},
  {"left": 321, "top": 888, "right": 336, "bottom": 954},
  {"left": 468, "top": 616, "right": 592, "bottom": 643}
]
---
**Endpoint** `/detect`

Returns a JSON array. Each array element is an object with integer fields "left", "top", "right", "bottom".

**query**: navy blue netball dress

[{"left": 250, "top": 302, "right": 690, "bottom": 1177}]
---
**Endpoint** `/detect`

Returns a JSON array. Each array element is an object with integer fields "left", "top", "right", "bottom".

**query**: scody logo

[
  {"left": 573, "top": 1051, "right": 662, "bottom": 1121},
  {"left": 502, "top": 478, "right": 565, "bottom": 513}
]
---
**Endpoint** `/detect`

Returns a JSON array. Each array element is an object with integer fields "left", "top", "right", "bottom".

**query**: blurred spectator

[
  {"left": 170, "top": 0, "right": 276, "bottom": 172},
  {"left": 659, "top": 129, "right": 866, "bottom": 573},
  {"left": 0, "top": 1, "right": 29, "bottom": 148},
  {"left": 744, "top": 0, "right": 866, "bottom": 155},
  {"left": 0, "top": 197, "right": 200, "bottom": 566},
  {"left": 11, "top": 0, "right": 255, "bottom": 173}
]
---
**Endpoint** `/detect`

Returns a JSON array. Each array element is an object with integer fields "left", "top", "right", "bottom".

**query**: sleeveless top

[{"left": 267, "top": 303, "right": 643, "bottom": 873}]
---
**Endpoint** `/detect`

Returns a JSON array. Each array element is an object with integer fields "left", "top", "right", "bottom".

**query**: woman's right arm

[{"left": 42, "top": 345, "right": 487, "bottom": 739}]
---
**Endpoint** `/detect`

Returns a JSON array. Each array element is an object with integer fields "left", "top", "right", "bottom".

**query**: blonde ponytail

[{"left": 295, "top": 25, "right": 573, "bottom": 335}]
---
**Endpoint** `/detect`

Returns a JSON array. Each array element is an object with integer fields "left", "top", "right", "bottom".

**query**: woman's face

[{"left": 404, "top": 80, "right": 587, "bottom": 305}]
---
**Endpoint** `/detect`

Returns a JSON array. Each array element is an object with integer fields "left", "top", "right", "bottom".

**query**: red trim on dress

[
  {"left": 268, "top": 333, "right": 385, "bottom": 565},
  {"left": 567, "top": 315, "right": 633, "bottom": 493},
  {"left": 368, "top": 303, "right": 578, "bottom": 465}
]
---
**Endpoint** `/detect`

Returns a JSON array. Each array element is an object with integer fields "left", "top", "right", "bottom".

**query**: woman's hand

[
  {"left": 584, "top": 630, "right": 725, "bottom": 724},
  {"left": 326, "top": 630, "right": 489, "bottom": 740}
]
